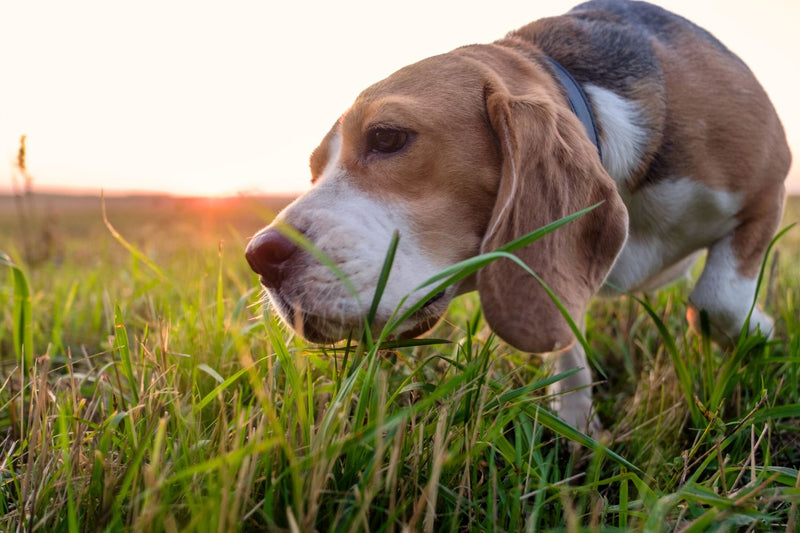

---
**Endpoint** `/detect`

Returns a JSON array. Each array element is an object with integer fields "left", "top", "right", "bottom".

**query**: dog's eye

[{"left": 367, "top": 128, "right": 409, "bottom": 154}]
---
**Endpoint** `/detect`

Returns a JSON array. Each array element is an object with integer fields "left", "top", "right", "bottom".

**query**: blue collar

[{"left": 545, "top": 57, "right": 603, "bottom": 163}]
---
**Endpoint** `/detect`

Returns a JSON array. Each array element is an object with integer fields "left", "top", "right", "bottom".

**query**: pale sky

[{"left": 1, "top": 0, "right": 798, "bottom": 197}]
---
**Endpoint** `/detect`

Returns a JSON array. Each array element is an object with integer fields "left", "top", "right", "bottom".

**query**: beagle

[{"left": 246, "top": 0, "right": 790, "bottom": 433}]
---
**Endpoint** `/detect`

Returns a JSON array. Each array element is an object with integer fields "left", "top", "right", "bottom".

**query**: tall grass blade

[
  {"left": 194, "top": 364, "right": 251, "bottom": 412},
  {"left": 101, "top": 192, "right": 169, "bottom": 282},
  {"left": 739, "top": 223, "right": 795, "bottom": 343},
  {"left": 366, "top": 230, "right": 399, "bottom": 327},
  {"left": 113, "top": 304, "right": 139, "bottom": 405},
  {"left": 271, "top": 220, "right": 359, "bottom": 302},
  {"left": 57, "top": 404, "right": 79, "bottom": 533},
  {"left": 634, "top": 294, "right": 702, "bottom": 425},
  {"left": 1, "top": 252, "right": 34, "bottom": 368},
  {"left": 216, "top": 241, "right": 226, "bottom": 335}
]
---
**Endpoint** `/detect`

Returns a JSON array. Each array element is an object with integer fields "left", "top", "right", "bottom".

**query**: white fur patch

[
  {"left": 584, "top": 85, "right": 648, "bottom": 184},
  {"left": 606, "top": 177, "right": 742, "bottom": 293},
  {"left": 320, "top": 131, "right": 343, "bottom": 181}
]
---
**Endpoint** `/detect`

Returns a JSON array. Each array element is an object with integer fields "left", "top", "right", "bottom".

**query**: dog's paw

[
  {"left": 745, "top": 307, "right": 774, "bottom": 339},
  {"left": 687, "top": 303, "right": 774, "bottom": 347}
]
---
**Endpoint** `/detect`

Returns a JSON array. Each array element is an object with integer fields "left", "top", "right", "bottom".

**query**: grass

[{"left": 1, "top": 193, "right": 799, "bottom": 532}]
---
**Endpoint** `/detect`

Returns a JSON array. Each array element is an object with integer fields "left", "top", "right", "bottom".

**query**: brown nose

[{"left": 245, "top": 229, "right": 298, "bottom": 289}]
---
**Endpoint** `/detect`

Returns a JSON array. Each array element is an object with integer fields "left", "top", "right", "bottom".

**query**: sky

[{"left": 0, "top": 0, "right": 798, "bottom": 197}]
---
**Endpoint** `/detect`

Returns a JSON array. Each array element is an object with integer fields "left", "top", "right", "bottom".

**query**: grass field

[{"left": 1, "top": 192, "right": 799, "bottom": 532}]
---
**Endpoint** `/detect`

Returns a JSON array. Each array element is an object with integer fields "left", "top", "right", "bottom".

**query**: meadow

[{"left": 1, "top": 192, "right": 799, "bottom": 532}]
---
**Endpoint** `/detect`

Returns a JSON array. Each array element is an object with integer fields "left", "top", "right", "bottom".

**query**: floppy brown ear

[{"left": 477, "top": 83, "right": 628, "bottom": 353}]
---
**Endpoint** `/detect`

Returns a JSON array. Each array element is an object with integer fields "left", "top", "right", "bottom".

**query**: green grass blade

[
  {"left": 365, "top": 230, "right": 400, "bottom": 338},
  {"left": 101, "top": 193, "right": 169, "bottom": 283},
  {"left": 113, "top": 304, "right": 139, "bottom": 406},
  {"left": 633, "top": 294, "right": 701, "bottom": 425},
  {"left": 57, "top": 404, "right": 79, "bottom": 533},
  {"left": 271, "top": 221, "right": 360, "bottom": 303},
  {"left": 216, "top": 241, "right": 226, "bottom": 334},
  {"left": 1, "top": 252, "right": 34, "bottom": 368},
  {"left": 194, "top": 364, "right": 251, "bottom": 412},
  {"left": 739, "top": 222, "right": 795, "bottom": 344}
]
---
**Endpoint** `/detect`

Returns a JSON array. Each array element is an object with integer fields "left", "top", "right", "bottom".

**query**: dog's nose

[{"left": 245, "top": 229, "right": 298, "bottom": 288}]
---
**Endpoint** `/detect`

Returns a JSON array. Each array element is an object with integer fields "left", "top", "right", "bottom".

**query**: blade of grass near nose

[{"left": 271, "top": 221, "right": 361, "bottom": 302}]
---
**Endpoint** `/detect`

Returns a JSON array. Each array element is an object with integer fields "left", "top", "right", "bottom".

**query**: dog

[{"left": 246, "top": 0, "right": 790, "bottom": 433}]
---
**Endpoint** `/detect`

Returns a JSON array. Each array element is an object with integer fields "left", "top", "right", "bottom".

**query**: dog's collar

[{"left": 545, "top": 56, "right": 603, "bottom": 163}]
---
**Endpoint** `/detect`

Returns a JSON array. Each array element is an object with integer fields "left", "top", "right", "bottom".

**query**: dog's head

[{"left": 246, "top": 44, "right": 628, "bottom": 352}]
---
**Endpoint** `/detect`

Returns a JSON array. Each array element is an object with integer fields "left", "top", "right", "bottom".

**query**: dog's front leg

[{"left": 543, "top": 335, "right": 601, "bottom": 437}]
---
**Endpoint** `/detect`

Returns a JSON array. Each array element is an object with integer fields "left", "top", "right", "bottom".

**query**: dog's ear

[{"left": 477, "top": 83, "right": 628, "bottom": 353}]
